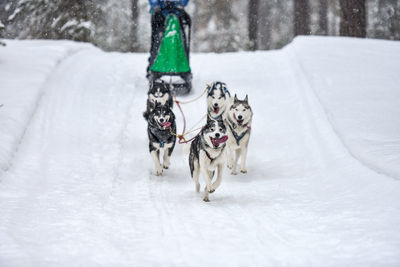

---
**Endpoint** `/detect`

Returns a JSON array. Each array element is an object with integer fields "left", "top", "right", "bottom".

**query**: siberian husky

[
  {"left": 143, "top": 80, "right": 173, "bottom": 120},
  {"left": 189, "top": 118, "right": 228, "bottom": 202},
  {"left": 206, "top": 81, "right": 231, "bottom": 120},
  {"left": 225, "top": 94, "right": 253, "bottom": 175},
  {"left": 146, "top": 103, "right": 177, "bottom": 176}
]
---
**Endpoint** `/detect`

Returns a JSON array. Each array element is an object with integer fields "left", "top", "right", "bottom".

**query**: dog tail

[{"left": 183, "top": 143, "right": 191, "bottom": 155}]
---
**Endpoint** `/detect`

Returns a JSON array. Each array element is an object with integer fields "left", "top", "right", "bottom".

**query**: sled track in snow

[
  {"left": 1, "top": 40, "right": 400, "bottom": 267},
  {"left": 0, "top": 48, "right": 88, "bottom": 179}
]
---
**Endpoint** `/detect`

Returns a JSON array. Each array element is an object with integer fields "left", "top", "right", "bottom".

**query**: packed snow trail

[{"left": 0, "top": 38, "right": 400, "bottom": 267}]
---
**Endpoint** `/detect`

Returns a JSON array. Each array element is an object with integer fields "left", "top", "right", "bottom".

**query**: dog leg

[
  {"left": 151, "top": 150, "right": 163, "bottom": 176},
  {"left": 193, "top": 163, "right": 200, "bottom": 193},
  {"left": 212, "top": 164, "right": 224, "bottom": 191},
  {"left": 231, "top": 149, "right": 240, "bottom": 175},
  {"left": 203, "top": 186, "right": 210, "bottom": 202},
  {"left": 201, "top": 168, "right": 213, "bottom": 201},
  {"left": 240, "top": 146, "right": 248, "bottom": 173},
  {"left": 163, "top": 148, "right": 170, "bottom": 169},
  {"left": 227, "top": 147, "right": 233, "bottom": 169}
]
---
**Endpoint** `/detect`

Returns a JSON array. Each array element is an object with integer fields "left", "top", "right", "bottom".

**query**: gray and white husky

[
  {"left": 189, "top": 118, "right": 228, "bottom": 202},
  {"left": 206, "top": 81, "right": 231, "bottom": 120},
  {"left": 147, "top": 103, "right": 177, "bottom": 176},
  {"left": 225, "top": 94, "right": 253, "bottom": 175}
]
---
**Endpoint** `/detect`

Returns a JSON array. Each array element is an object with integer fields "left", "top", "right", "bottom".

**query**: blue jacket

[{"left": 149, "top": 0, "right": 189, "bottom": 13}]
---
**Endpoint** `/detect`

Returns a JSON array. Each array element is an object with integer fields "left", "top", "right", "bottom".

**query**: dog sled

[{"left": 147, "top": 4, "right": 192, "bottom": 95}]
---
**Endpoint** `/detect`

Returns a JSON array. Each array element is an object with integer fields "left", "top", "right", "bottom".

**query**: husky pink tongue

[
  {"left": 214, "top": 107, "right": 220, "bottom": 114},
  {"left": 211, "top": 135, "right": 228, "bottom": 147},
  {"left": 161, "top": 121, "right": 171, "bottom": 128}
]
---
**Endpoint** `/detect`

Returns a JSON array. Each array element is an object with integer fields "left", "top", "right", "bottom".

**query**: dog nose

[
  {"left": 238, "top": 115, "right": 243, "bottom": 120},
  {"left": 160, "top": 118, "right": 164, "bottom": 123},
  {"left": 214, "top": 103, "right": 219, "bottom": 107},
  {"left": 215, "top": 133, "right": 220, "bottom": 138}
]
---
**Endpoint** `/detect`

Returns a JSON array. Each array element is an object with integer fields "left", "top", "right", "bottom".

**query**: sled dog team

[{"left": 144, "top": 81, "right": 253, "bottom": 202}]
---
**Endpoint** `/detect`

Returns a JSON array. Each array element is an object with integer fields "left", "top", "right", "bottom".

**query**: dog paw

[
  {"left": 163, "top": 165, "right": 169, "bottom": 169},
  {"left": 155, "top": 168, "right": 163, "bottom": 176},
  {"left": 240, "top": 169, "right": 247, "bottom": 174},
  {"left": 203, "top": 197, "right": 210, "bottom": 202},
  {"left": 231, "top": 170, "right": 238, "bottom": 175},
  {"left": 227, "top": 163, "right": 233, "bottom": 169},
  {"left": 208, "top": 188, "right": 215, "bottom": 194}
]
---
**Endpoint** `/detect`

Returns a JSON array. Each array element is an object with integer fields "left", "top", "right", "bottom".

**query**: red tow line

[{"left": 174, "top": 96, "right": 202, "bottom": 144}]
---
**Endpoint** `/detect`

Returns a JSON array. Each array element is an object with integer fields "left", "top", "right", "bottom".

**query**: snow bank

[{"left": 289, "top": 36, "right": 400, "bottom": 179}]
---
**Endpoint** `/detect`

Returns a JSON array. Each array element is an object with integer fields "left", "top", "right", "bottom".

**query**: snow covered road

[{"left": 0, "top": 37, "right": 400, "bottom": 266}]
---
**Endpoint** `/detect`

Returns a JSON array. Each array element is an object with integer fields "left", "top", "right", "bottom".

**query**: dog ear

[
  {"left": 206, "top": 84, "right": 212, "bottom": 94},
  {"left": 244, "top": 95, "right": 248, "bottom": 103},
  {"left": 222, "top": 83, "right": 230, "bottom": 97},
  {"left": 234, "top": 94, "right": 238, "bottom": 103}
]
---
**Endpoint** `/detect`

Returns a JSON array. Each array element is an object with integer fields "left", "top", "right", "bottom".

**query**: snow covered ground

[{"left": 0, "top": 37, "right": 399, "bottom": 267}]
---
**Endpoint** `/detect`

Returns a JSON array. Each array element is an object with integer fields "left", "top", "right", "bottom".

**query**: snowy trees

[
  {"left": 294, "top": 0, "right": 310, "bottom": 36},
  {"left": 0, "top": 0, "right": 399, "bottom": 52},
  {"left": 191, "top": 0, "right": 244, "bottom": 52},
  {"left": 0, "top": 19, "right": 5, "bottom": 46},
  {"left": 369, "top": 0, "right": 400, "bottom": 40},
  {"left": 318, "top": 0, "right": 328, "bottom": 35},
  {"left": 339, "top": 0, "right": 367, "bottom": 37},
  {"left": 248, "top": 0, "right": 259, "bottom": 50},
  {"left": 131, "top": 0, "right": 140, "bottom": 51},
  {"left": 5, "top": 0, "right": 100, "bottom": 42}
]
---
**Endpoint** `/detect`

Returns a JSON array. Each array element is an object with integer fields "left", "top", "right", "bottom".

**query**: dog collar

[{"left": 208, "top": 110, "right": 224, "bottom": 121}]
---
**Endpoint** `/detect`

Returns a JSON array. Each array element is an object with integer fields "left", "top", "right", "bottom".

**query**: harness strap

[
  {"left": 204, "top": 149, "right": 215, "bottom": 163},
  {"left": 228, "top": 124, "right": 250, "bottom": 146},
  {"left": 201, "top": 141, "right": 224, "bottom": 163}
]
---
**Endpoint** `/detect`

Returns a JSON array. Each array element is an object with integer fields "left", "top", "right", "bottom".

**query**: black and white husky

[
  {"left": 147, "top": 103, "right": 177, "bottom": 176},
  {"left": 143, "top": 80, "right": 173, "bottom": 120},
  {"left": 189, "top": 118, "right": 229, "bottom": 202},
  {"left": 206, "top": 81, "right": 231, "bottom": 120},
  {"left": 225, "top": 94, "right": 253, "bottom": 175}
]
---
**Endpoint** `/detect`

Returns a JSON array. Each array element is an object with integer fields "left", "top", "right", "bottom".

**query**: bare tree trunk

[
  {"left": 294, "top": 0, "right": 310, "bottom": 36},
  {"left": 339, "top": 0, "right": 366, "bottom": 37},
  {"left": 248, "top": 0, "right": 259, "bottom": 50},
  {"left": 131, "top": 0, "right": 139, "bottom": 51},
  {"left": 258, "top": 1, "right": 272, "bottom": 50},
  {"left": 319, "top": 0, "right": 328, "bottom": 35}
]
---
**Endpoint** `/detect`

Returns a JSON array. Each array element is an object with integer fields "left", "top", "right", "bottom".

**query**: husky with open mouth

[
  {"left": 206, "top": 81, "right": 231, "bottom": 120},
  {"left": 143, "top": 80, "right": 173, "bottom": 120},
  {"left": 147, "top": 103, "right": 176, "bottom": 176},
  {"left": 225, "top": 94, "right": 253, "bottom": 175},
  {"left": 189, "top": 118, "right": 229, "bottom": 202}
]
